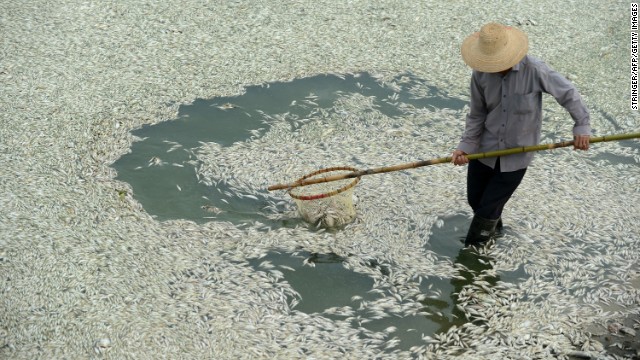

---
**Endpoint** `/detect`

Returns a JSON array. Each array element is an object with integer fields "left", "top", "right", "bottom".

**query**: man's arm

[
  {"left": 453, "top": 72, "right": 488, "bottom": 165},
  {"left": 538, "top": 62, "right": 591, "bottom": 149},
  {"left": 457, "top": 72, "right": 487, "bottom": 155}
]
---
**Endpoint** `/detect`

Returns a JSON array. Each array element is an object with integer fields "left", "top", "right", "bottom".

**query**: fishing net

[
  {"left": 270, "top": 133, "right": 640, "bottom": 228},
  {"left": 288, "top": 167, "right": 361, "bottom": 228}
]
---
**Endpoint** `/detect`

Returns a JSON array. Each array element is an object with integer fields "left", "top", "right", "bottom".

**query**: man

[{"left": 452, "top": 22, "right": 591, "bottom": 246}]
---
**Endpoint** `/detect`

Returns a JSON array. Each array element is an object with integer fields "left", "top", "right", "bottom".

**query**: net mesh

[{"left": 288, "top": 167, "right": 360, "bottom": 228}]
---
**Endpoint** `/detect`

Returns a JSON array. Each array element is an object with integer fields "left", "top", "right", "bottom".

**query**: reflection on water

[
  {"left": 426, "top": 214, "right": 501, "bottom": 331},
  {"left": 449, "top": 247, "right": 499, "bottom": 323},
  {"left": 426, "top": 215, "right": 527, "bottom": 329}
]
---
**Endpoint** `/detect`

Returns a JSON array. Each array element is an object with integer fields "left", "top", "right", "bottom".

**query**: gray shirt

[{"left": 457, "top": 55, "right": 591, "bottom": 172}]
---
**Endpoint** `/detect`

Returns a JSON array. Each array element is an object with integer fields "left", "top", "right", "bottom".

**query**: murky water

[{"left": 242, "top": 215, "right": 528, "bottom": 352}]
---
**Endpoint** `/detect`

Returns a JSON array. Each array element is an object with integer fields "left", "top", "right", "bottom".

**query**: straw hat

[{"left": 461, "top": 22, "right": 528, "bottom": 73}]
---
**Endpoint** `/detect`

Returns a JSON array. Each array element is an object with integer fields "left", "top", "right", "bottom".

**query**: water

[
  {"left": 248, "top": 251, "right": 378, "bottom": 315},
  {"left": 246, "top": 250, "right": 461, "bottom": 351}
]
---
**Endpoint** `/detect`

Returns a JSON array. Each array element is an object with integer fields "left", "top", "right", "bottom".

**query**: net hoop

[{"left": 288, "top": 166, "right": 361, "bottom": 201}]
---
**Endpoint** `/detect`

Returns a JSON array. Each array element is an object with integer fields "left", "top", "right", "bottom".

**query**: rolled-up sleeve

[
  {"left": 539, "top": 64, "right": 591, "bottom": 136},
  {"left": 458, "top": 72, "right": 486, "bottom": 154}
]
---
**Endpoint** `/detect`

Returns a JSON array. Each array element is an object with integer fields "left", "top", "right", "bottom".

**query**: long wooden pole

[{"left": 267, "top": 132, "right": 640, "bottom": 191}]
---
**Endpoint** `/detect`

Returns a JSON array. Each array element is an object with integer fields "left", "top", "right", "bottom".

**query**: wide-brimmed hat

[{"left": 461, "top": 22, "right": 528, "bottom": 73}]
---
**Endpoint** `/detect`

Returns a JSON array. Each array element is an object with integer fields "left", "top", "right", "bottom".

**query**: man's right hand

[{"left": 452, "top": 150, "right": 469, "bottom": 165}]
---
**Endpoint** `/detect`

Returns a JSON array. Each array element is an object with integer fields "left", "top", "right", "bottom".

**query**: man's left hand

[{"left": 574, "top": 135, "right": 590, "bottom": 150}]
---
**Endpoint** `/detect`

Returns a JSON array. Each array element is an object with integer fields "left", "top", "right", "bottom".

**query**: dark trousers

[{"left": 467, "top": 158, "right": 527, "bottom": 220}]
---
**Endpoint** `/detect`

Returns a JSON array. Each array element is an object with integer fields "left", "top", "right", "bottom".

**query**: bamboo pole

[{"left": 267, "top": 132, "right": 640, "bottom": 191}]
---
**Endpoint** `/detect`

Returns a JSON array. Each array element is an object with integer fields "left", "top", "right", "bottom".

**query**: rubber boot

[
  {"left": 464, "top": 215, "right": 500, "bottom": 246},
  {"left": 496, "top": 217, "right": 503, "bottom": 232}
]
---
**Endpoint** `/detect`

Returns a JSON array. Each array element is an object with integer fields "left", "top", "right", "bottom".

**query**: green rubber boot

[
  {"left": 496, "top": 217, "right": 503, "bottom": 232},
  {"left": 464, "top": 215, "right": 500, "bottom": 246}
]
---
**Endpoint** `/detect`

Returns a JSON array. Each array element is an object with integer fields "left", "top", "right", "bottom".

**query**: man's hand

[
  {"left": 452, "top": 149, "right": 469, "bottom": 165},
  {"left": 574, "top": 135, "right": 590, "bottom": 150}
]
